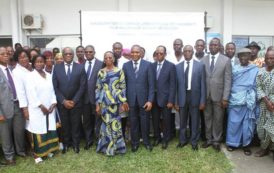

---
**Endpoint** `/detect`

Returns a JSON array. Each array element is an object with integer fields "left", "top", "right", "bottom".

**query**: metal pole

[
  {"left": 204, "top": 11, "right": 208, "bottom": 53},
  {"left": 79, "top": 10, "right": 83, "bottom": 46}
]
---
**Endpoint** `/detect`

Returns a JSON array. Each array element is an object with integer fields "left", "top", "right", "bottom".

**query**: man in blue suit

[
  {"left": 123, "top": 45, "right": 155, "bottom": 152},
  {"left": 152, "top": 45, "right": 176, "bottom": 149},
  {"left": 52, "top": 47, "right": 86, "bottom": 154},
  {"left": 176, "top": 45, "right": 206, "bottom": 150},
  {"left": 82, "top": 45, "right": 103, "bottom": 150}
]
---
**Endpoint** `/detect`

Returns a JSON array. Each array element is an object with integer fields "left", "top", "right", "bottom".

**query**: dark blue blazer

[
  {"left": 52, "top": 62, "right": 87, "bottom": 107},
  {"left": 83, "top": 59, "right": 103, "bottom": 104},
  {"left": 123, "top": 59, "right": 155, "bottom": 107},
  {"left": 176, "top": 60, "right": 206, "bottom": 107},
  {"left": 153, "top": 60, "right": 176, "bottom": 107}
]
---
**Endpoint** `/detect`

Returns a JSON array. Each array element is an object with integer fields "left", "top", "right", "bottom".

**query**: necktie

[
  {"left": 67, "top": 64, "right": 71, "bottom": 80},
  {"left": 210, "top": 56, "right": 215, "bottom": 72},
  {"left": 134, "top": 62, "right": 138, "bottom": 78},
  {"left": 86, "top": 61, "right": 92, "bottom": 79},
  {"left": 156, "top": 63, "right": 162, "bottom": 80},
  {"left": 6, "top": 68, "right": 17, "bottom": 100},
  {"left": 185, "top": 61, "right": 190, "bottom": 90}
]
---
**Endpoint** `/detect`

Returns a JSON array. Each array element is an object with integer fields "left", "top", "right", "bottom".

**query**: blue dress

[{"left": 95, "top": 67, "right": 127, "bottom": 156}]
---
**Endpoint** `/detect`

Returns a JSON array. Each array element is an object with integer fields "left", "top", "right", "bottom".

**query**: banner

[{"left": 82, "top": 11, "right": 204, "bottom": 61}]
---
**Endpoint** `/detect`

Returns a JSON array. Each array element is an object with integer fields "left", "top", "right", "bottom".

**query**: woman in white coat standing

[{"left": 25, "top": 55, "right": 59, "bottom": 163}]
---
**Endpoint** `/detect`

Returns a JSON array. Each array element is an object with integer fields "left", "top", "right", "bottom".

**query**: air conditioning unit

[{"left": 22, "top": 14, "right": 42, "bottom": 29}]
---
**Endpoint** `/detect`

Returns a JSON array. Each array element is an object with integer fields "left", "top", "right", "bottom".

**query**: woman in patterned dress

[
  {"left": 96, "top": 51, "right": 129, "bottom": 156},
  {"left": 254, "top": 50, "right": 274, "bottom": 160}
]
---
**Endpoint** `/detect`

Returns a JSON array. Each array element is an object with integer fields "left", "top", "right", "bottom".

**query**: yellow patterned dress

[{"left": 96, "top": 67, "right": 127, "bottom": 156}]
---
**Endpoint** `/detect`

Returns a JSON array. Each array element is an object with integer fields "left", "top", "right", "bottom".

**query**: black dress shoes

[
  {"left": 84, "top": 143, "right": 93, "bottom": 150},
  {"left": 162, "top": 142, "right": 168, "bottom": 149},
  {"left": 176, "top": 142, "right": 187, "bottom": 148},
  {"left": 212, "top": 144, "right": 221, "bottom": 152},
  {"left": 201, "top": 142, "right": 211, "bottom": 148},
  {"left": 153, "top": 139, "right": 162, "bottom": 146},
  {"left": 226, "top": 146, "right": 235, "bottom": 152},
  {"left": 73, "top": 147, "right": 80, "bottom": 154},
  {"left": 62, "top": 146, "right": 69, "bottom": 154},
  {"left": 192, "top": 145, "right": 198, "bottom": 151},
  {"left": 0, "top": 159, "right": 16, "bottom": 166},
  {"left": 131, "top": 145, "right": 139, "bottom": 152},
  {"left": 145, "top": 145, "right": 153, "bottom": 152},
  {"left": 243, "top": 147, "right": 252, "bottom": 156}
]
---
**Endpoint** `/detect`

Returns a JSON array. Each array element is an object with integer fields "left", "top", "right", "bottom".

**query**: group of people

[{"left": 0, "top": 38, "right": 274, "bottom": 166}]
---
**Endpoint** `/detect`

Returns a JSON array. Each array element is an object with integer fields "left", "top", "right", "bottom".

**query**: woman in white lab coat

[{"left": 25, "top": 54, "right": 59, "bottom": 163}]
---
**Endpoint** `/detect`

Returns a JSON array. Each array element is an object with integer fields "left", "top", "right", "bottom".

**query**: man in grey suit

[
  {"left": 200, "top": 38, "right": 232, "bottom": 151},
  {"left": 82, "top": 45, "right": 103, "bottom": 150},
  {"left": 176, "top": 45, "right": 206, "bottom": 150},
  {"left": 123, "top": 45, "right": 155, "bottom": 152},
  {"left": 152, "top": 45, "right": 176, "bottom": 149},
  {"left": 225, "top": 42, "right": 240, "bottom": 66},
  {"left": 0, "top": 47, "right": 25, "bottom": 165}
]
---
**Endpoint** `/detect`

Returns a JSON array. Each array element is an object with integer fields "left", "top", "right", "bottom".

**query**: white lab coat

[
  {"left": 13, "top": 64, "right": 31, "bottom": 131},
  {"left": 25, "top": 70, "right": 57, "bottom": 134}
]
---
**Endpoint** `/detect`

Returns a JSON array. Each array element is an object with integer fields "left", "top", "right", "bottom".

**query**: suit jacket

[
  {"left": 200, "top": 54, "right": 232, "bottom": 102},
  {"left": 123, "top": 59, "right": 155, "bottom": 107},
  {"left": 52, "top": 62, "right": 87, "bottom": 107},
  {"left": 176, "top": 60, "right": 206, "bottom": 107},
  {"left": 152, "top": 60, "right": 176, "bottom": 107},
  {"left": 0, "top": 68, "right": 14, "bottom": 119},
  {"left": 83, "top": 59, "right": 103, "bottom": 104}
]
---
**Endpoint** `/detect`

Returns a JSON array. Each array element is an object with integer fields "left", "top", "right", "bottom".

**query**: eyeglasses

[
  {"left": 156, "top": 53, "right": 164, "bottom": 56},
  {"left": 64, "top": 53, "right": 73, "bottom": 56}
]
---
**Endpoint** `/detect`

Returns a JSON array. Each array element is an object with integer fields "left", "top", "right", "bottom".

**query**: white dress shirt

[
  {"left": 132, "top": 58, "right": 141, "bottom": 71},
  {"left": 183, "top": 58, "right": 194, "bottom": 91},
  {"left": 168, "top": 55, "right": 184, "bottom": 65},
  {"left": 85, "top": 58, "right": 96, "bottom": 79},
  {"left": 210, "top": 53, "right": 220, "bottom": 66},
  {"left": 118, "top": 56, "right": 129, "bottom": 69},
  {"left": 64, "top": 62, "right": 73, "bottom": 75},
  {"left": 157, "top": 59, "right": 165, "bottom": 71}
]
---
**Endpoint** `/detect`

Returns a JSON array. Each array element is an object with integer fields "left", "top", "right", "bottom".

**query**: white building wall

[
  {"left": 0, "top": 0, "right": 12, "bottom": 36},
  {"left": 0, "top": 0, "right": 274, "bottom": 45},
  {"left": 233, "top": 0, "right": 274, "bottom": 36}
]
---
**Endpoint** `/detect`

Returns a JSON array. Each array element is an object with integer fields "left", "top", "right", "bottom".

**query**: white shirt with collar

[
  {"left": 230, "top": 56, "right": 236, "bottom": 66},
  {"left": 118, "top": 56, "right": 129, "bottom": 69},
  {"left": 168, "top": 55, "right": 184, "bottom": 65},
  {"left": 210, "top": 53, "right": 220, "bottom": 66},
  {"left": 132, "top": 58, "right": 141, "bottom": 71},
  {"left": 85, "top": 58, "right": 96, "bottom": 79},
  {"left": 64, "top": 62, "right": 73, "bottom": 75},
  {"left": 157, "top": 59, "right": 165, "bottom": 71},
  {"left": 183, "top": 58, "right": 194, "bottom": 91},
  {"left": 194, "top": 52, "right": 208, "bottom": 62}
]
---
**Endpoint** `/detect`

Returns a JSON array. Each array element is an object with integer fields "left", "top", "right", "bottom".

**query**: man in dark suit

[
  {"left": 200, "top": 38, "right": 232, "bottom": 151},
  {"left": 52, "top": 47, "right": 86, "bottom": 154},
  {"left": 151, "top": 45, "right": 176, "bottom": 149},
  {"left": 0, "top": 47, "right": 26, "bottom": 166},
  {"left": 176, "top": 45, "right": 206, "bottom": 150},
  {"left": 123, "top": 45, "right": 154, "bottom": 152},
  {"left": 82, "top": 45, "right": 103, "bottom": 150}
]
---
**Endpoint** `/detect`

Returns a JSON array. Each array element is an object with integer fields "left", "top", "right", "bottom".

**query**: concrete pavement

[{"left": 222, "top": 145, "right": 274, "bottom": 173}]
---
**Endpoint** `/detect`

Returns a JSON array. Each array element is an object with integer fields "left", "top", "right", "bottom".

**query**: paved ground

[{"left": 222, "top": 145, "right": 274, "bottom": 173}]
